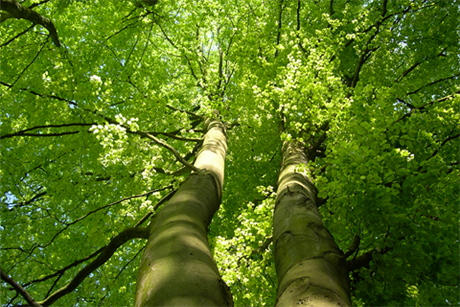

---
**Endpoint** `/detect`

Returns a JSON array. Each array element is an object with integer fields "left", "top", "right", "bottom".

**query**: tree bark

[
  {"left": 273, "top": 141, "right": 350, "bottom": 306},
  {"left": 134, "top": 117, "right": 232, "bottom": 306}
]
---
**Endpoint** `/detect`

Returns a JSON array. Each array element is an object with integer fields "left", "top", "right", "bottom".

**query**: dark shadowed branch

[
  {"left": 423, "top": 132, "right": 460, "bottom": 164},
  {"left": 22, "top": 247, "right": 105, "bottom": 288},
  {"left": 37, "top": 227, "right": 149, "bottom": 306},
  {"left": 9, "top": 39, "right": 47, "bottom": 88},
  {"left": 406, "top": 73, "right": 460, "bottom": 96},
  {"left": 8, "top": 191, "right": 47, "bottom": 211},
  {"left": 0, "top": 123, "right": 96, "bottom": 140},
  {"left": 0, "top": 81, "right": 77, "bottom": 107},
  {"left": 1, "top": 267, "right": 43, "bottom": 307},
  {"left": 148, "top": 131, "right": 203, "bottom": 142},
  {"left": 394, "top": 90, "right": 459, "bottom": 124},
  {"left": 166, "top": 104, "right": 204, "bottom": 120},
  {"left": 0, "top": 24, "right": 34, "bottom": 47},
  {"left": 134, "top": 130, "right": 200, "bottom": 172},
  {"left": 250, "top": 237, "right": 273, "bottom": 257},
  {"left": 274, "top": 0, "right": 285, "bottom": 59},
  {"left": 134, "top": 188, "right": 177, "bottom": 228},
  {"left": 1, "top": 131, "right": 80, "bottom": 138},
  {"left": 15, "top": 188, "right": 171, "bottom": 257},
  {"left": 396, "top": 47, "right": 448, "bottom": 83},
  {"left": 346, "top": 246, "right": 392, "bottom": 271},
  {"left": 0, "top": 0, "right": 60, "bottom": 47},
  {"left": 114, "top": 246, "right": 146, "bottom": 280}
]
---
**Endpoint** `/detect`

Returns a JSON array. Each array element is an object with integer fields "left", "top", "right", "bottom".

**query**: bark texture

[
  {"left": 273, "top": 141, "right": 350, "bottom": 306},
  {"left": 134, "top": 118, "right": 232, "bottom": 307}
]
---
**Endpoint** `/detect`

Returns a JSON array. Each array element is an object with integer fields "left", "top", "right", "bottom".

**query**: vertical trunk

[
  {"left": 135, "top": 118, "right": 232, "bottom": 307},
  {"left": 273, "top": 141, "right": 350, "bottom": 306}
]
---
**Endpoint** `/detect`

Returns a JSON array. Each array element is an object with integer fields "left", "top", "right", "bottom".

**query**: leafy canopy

[{"left": 1, "top": 0, "right": 458, "bottom": 306}]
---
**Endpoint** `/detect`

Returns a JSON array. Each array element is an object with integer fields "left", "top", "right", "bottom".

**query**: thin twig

[
  {"left": 9, "top": 39, "right": 47, "bottom": 88},
  {"left": 0, "top": 24, "right": 34, "bottom": 47}
]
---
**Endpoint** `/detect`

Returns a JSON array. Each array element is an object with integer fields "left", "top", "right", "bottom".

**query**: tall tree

[
  {"left": 273, "top": 140, "right": 350, "bottom": 306},
  {"left": 135, "top": 116, "right": 232, "bottom": 306},
  {"left": 1, "top": 0, "right": 458, "bottom": 306}
]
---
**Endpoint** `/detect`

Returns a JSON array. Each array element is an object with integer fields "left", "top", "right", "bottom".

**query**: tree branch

[
  {"left": 329, "top": 0, "right": 334, "bottom": 16},
  {"left": 395, "top": 61, "right": 422, "bottom": 83},
  {"left": 9, "top": 38, "right": 47, "bottom": 88},
  {"left": 306, "top": 122, "right": 329, "bottom": 160},
  {"left": 381, "top": 0, "right": 388, "bottom": 18},
  {"left": 0, "top": 0, "right": 60, "bottom": 47},
  {"left": 274, "top": 0, "right": 284, "bottom": 59},
  {"left": 0, "top": 23, "right": 34, "bottom": 47},
  {"left": 1, "top": 123, "right": 97, "bottom": 139},
  {"left": 350, "top": 46, "right": 379, "bottom": 88},
  {"left": 1, "top": 131, "right": 80, "bottom": 139},
  {"left": 141, "top": 0, "right": 159, "bottom": 7},
  {"left": 1, "top": 81, "right": 201, "bottom": 173},
  {"left": 9, "top": 191, "right": 47, "bottom": 211},
  {"left": 295, "top": 0, "right": 308, "bottom": 56},
  {"left": 346, "top": 250, "right": 373, "bottom": 271},
  {"left": 114, "top": 246, "right": 145, "bottom": 280},
  {"left": 22, "top": 246, "right": 105, "bottom": 288},
  {"left": 134, "top": 189, "right": 177, "bottom": 227},
  {"left": 250, "top": 237, "right": 273, "bottom": 256},
  {"left": 154, "top": 15, "right": 201, "bottom": 85},
  {"left": 150, "top": 166, "right": 189, "bottom": 177},
  {"left": 424, "top": 132, "right": 460, "bottom": 163},
  {"left": 346, "top": 246, "right": 391, "bottom": 271},
  {"left": 134, "top": 130, "right": 200, "bottom": 173},
  {"left": 149, "top": 131, "right": 203, "bottom": 142},
  {"left": 37, "top": 227, "right": 148, "bottom": 306},
  {"left": 0, "top": 81, "right": 76, "bottom": 107},
  {"left": 396, "top": 47, "right": 448, "bottom": 83},
  {"left": 1, "top": 267, "right": 42, "bottom": 307},
  {"left": 345, "top": 0, "right": 388, "bottom": 87},
  {"left": 165, "top": 104, "right": 204, "bottom": 120},
  {"left": 217, "top": 31, "right": 224, "bottom": 92},
  {"left": 406, "top": 73, "right": 460, "bottom": 96},
  {"left": 19, "top": 188, "right": 170, "bottom": 256},
  {"left": 394, "top": 90, "right": 459, "bottom": 124}
]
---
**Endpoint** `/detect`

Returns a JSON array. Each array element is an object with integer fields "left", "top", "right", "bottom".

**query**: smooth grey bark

[
  {"left": 273, "top": 141, "right": 350, "bottom": 306},
  {"left": 134, "top": 118, "right": 232, "bottom": 306}
]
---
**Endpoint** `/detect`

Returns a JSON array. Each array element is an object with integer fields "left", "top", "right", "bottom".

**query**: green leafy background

[{"left": 1, "top": 0, "right": 458, "bottom": 306}]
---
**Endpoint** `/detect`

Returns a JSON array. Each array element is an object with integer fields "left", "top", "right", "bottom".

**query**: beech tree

[{"left": 1, "top": 0, "right": 458, "bottom": 306}]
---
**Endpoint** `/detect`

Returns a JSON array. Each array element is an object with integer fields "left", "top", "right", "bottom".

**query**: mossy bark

[
  {"left": 134, "top": 118, "right": 232, "bottom": 307},
  {"left": 273, "top": 141, "right": 350, "bottom": 306}
]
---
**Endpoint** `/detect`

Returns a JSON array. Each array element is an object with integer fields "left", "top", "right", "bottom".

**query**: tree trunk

[
  {"left": 134, "top": 118, "right": 232, "bottom": 307},
  {"left": 273, "top": 141, "right": 350, "bottom": 306}
]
